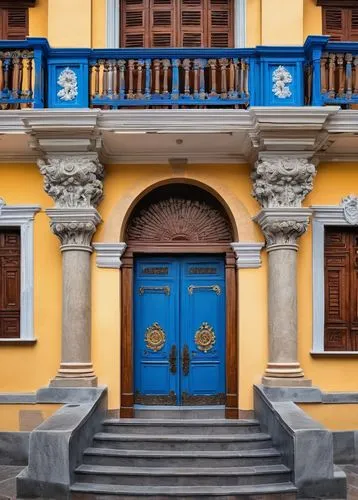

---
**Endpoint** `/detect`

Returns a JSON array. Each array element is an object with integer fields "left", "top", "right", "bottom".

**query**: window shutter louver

[
  {"left": 348, "top": 8, "right": 358, "bottom": 40},
  {"left": 0, "top": 7, "right": 28, "bottom": 40},
  {"left": 150, "top": 0, "right": 174, "bottom": 47},
  {"left": 121, "top": 0, "right": 147, "bottom": 47},
  {"left": 209, "top": 0, "right": 232, "bottom": 47},
  {"left": 323, "top": 7, "right": 346, "bottom": 40},
  {"left": 180, "top": 0, "right": 205, "bottom": 47}
]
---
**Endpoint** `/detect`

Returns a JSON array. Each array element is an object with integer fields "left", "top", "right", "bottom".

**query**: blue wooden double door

[{"left": 134, "top": 255, "right": 226, "bottom": 406}]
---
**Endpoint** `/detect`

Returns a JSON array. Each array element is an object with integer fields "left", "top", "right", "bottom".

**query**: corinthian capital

[
  {"left": 38, "top": 156, "right": 104, "bottom": 208},
  {"left": 254, "top": 209, "right": 312, "bottom": 250},
  {"left": 46, "top": 208, "right": 101, "bottom": 251},
  {"left": 252, "top": 157, "right": 316, "bottom": 208}
]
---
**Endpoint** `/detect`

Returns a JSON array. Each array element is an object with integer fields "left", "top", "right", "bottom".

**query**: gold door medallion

[
  {"left": 194, "top": 322, "right": 216, "bottom": 353},
  {"left": 145, "top": 322, "right": 166, "bottom": 352}
]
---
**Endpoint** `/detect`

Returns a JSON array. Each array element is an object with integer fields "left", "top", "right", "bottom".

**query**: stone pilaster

[
  {"left": 252, "top": 156, "right": 316, "bottom": 386},
  {"left": 38, "top": 155, "right": 104, "bottom": 387}
]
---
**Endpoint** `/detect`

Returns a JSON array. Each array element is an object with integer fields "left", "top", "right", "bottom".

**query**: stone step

[
  {"left": 101, "top": 418, "right": 261, "bottom": 435},
  {"left": 93, "top": 432, "right": 273, "bottom": 451},
  {"left": 134, "top": 408, "right": 226, "bottom": 419},
  {"left": 74, "top": 464, "right": 291, "bottom": 487},
  {"left": 83, "top": 446, "right": 282, "bottom": 467},
  {"left": 70, "top": 481, "right": 298, "bottom": 499}
]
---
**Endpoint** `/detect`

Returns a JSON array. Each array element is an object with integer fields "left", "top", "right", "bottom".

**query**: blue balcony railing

[{"left": 0, "top": 36, "right": 357, "bottom": 110}]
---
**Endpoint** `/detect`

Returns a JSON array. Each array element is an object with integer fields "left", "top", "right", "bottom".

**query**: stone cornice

[{"left": 93, "top": 242, "right": 127, "bottom": 268}]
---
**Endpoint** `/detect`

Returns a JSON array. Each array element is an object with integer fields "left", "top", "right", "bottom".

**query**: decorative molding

[
  {"left": 46, "top": 208, "right": 101, "bottom": 251},
  {"left": 38, "top": 156, "right": 104, "bottom": 209},
  {"left": 341, "top": 195, "right": 358, "bottom": 225},
  {"left": 106, "top": 0, "right": 120, "bottom": 48},
  {"left": 57, "top": 68, "right": 78, "bottom": 102},
  {"left": 254, "top": 208, "right": 312, "bottom": 251},
  {"left": 231, "top": 242, "right": 264, "bottom": 268},
  {"left": 311, "top": 204, "right": 358, "bottom": 354},
  {"left": 235, "top": 0, "right": 246, "bottom": 48},
  {"left": 0, "top": 200, "right": 40, "bottom": 341},
  {"left": 93, "top": 242, "right": 127, "bottom": 268},
  {"left": 272, "top": 66, "right": 292, "bottom": 99},
  {"left": 252, "top": 157, "right": 317, "bottom": 208},
  {"left": 126, "top": 197, "right": 232, "bottom": 243}
]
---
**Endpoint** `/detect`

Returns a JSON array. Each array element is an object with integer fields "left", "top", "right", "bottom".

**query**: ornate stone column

[
  {"left": 252, "top": 156, "right": 316, "bottom": 386},
  {"left": 38, "top": 155, "right": 104, "bottom": 387}
]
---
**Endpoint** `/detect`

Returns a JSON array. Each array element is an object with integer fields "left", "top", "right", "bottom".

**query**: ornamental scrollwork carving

[
  {"left": 38, "top": 157, "right": 104, "bottom": 208},
  {"left": 144, "top": 322, "right": 166, "bottom": 352},
  {"left": 272, "top": 65, "right": 293, "bottom": 99},
  {"left": 252, "top": 157, "right": 316, "bottom": 208},
  {"left": 57, "top": 67, "right": 78, "bottom": 102},
  {"left": 194, "top": 322, "right": 216, "bottom": 353},
  {"left": 341, "top": 195, "right": 358, "bottom": 225}
]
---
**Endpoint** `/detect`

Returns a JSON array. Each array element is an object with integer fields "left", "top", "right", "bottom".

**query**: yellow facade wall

[
  {"left": 48, "top": 0, "right": 92, "bottom": 47},
  {"left": 0, "top": 163, "right": 61, "bottom": 393},
  {"left": 298, "top": 404, "right": 358, "bottom": 431},
  {"left": 29, "top": 0, "right": 48, "bottom": 39},
  {"left": 303, "top": 0, "right": 322, "bottom": 39},
  {"left": 261, "top": 0, "right": 304, "bottom": 45},
  {"left": 246, "top": 0, "right": 261, "bottom": 47},
  {"left": 0, "top": 404, "right": 61, "bottom": 432},
  {"left": 92, "top": 0, "right": 106, "bottom": 48}
]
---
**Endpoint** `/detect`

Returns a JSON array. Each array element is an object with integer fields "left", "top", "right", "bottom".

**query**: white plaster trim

[
  {"left": 231, "top": 242, "right": 264, "bottom": 268},
  {"left": 93, "top": 242, "right": 127, "bottom": 268},
  {"left": 235, "top": 0, "right": 246, "bottom": 48},
  {"left": 0, "top": 203, "right": 40, "bottom": 340},
  {"left": 106, "top": 0, "right": 120, "bottom": 48},
  {"left": 311, "top": 205, "right": 358, "bottom": 354}
]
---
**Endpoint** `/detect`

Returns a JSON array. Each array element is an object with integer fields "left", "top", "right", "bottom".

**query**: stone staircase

[{"left": 70, "top": 418, "right": 298, "bottom": 499}]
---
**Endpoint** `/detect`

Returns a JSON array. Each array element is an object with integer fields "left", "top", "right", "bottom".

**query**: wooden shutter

[
  {"left": 208, "top": 0, "right": 233, "bottom": 48},
  {"left": 0, "top": 7, "right": 28, "bottom": 40},
  {"left": 348, "top": 8, "right": 358, "bottom": 40},
  {"left": 323, "top": 7, "right": 347, "bottom": 40},
  {"left": 0, "top": 228, "right": 20, "bottom": 339},
  {"left": 121, "top": 0, "right": 148, "bottom": 48},
  {"left": 150, "top": 0, "right": 175, "bottom": 47},
  {"left": 179, "top": 0, "right": 205, "bottom": 47}
]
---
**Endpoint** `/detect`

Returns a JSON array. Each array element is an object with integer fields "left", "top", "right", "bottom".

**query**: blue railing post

[
  {"left": 33, "top": 47, "right": 45, "bottom": 108},
  {"left": 304, "top": 35, "right": 330, "bottom": 106}
]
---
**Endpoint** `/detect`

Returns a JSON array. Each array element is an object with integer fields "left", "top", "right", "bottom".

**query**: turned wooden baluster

[
  {"left": 208, "top": 59, "right": 217, "bottom": 97},
  {"left": 162, "top": 59, "right": 170, "bottom": 96},
  {"left": 11, "top": 52, "right": 21, "bottom": 99},
  {"left": 2, "top": 52, "right": 11, "bottom": 94},
  {"left": 127, "top": 59, "right": 135, "bottom": 99},
  {"left": 118, "top": 59, "right": 126, "bottom": 100},
  {"left": 0, "top": 57, "right": 4, "bottom": 96},
  {"left": 153, "top": 59, "right": 160, "bottom": 95},
  {"left": 244, "top": 60, "right": 249, "bottom": 97},
  {"left": 354, "top": 56, "right": 358, "bottom": 96},
  {"left": 171, "top": 58, "right": 179, "bottom": 100},
  {"left": 345, "top": 53, "right": 353, "bottom": 99},
  {"left": 182, "top": 59, "right": 191, "bottom": 97},
  {"left": 233, "top": 58, "right": 240, "bottom": 96},
  {"left": 219, "top": 58, "right": 228, "bottom": 99},
  {"left": 228, "top": 59, "right": 235, "bottom": 98},
  {"left": 92, "top": 61, "right": 100, "bottom": 97},
  {"left": 107, "top": 59, "right": 115, "bottom": 97},
  {"left": 102, "top": 60, "right": 109, "bottom": 96},
  {"left": 320, "top": 52, "right": 328, "bottom": 95},
  {"left": 328, "top": 53, "right": 336, "bottom": 99},
  {"left": 25, "top": 55, "right": 33, "bottom": 100},
  {"left": 136, "top": 59, "right": 144, "bottom": 98},
  {"left": 197, "top": 59, "right": 206, "bottom": 99},
  {"left": 193, "top": 59, "right": 199, "bottom": 98},
  {"left": 337, "top": 53, "right": 345, "bottom": 97}
]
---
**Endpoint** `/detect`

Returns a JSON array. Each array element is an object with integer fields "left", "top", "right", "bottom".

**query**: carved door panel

[
  {"left": 0, "top": 229, "right": 20, "bottom": 338},
  {"left": 134, "top": 255, "right": 226, "bottom": 405},
  {"left": 180, "top": 257, "right": 226, "bottom": 405}
]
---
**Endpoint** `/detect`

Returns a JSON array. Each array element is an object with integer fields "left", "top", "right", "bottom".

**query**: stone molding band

[
  {"left": 231, "top": 242, "right": 264, "bottom": 268},
  {"left": 93, "top": 242, "right": 127, "bottom": 268}
]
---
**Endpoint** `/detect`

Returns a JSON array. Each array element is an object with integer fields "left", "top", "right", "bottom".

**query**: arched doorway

[{"left": 120, "top": 183, "right": 238, "bottom": 418}]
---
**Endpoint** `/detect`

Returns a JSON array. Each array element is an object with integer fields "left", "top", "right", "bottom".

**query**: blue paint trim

[{"left": 1, "top": 35, "right": 358, "bottom": 109}]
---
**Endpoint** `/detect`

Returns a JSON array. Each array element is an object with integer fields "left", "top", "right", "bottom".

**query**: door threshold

[
  {"left": 134, "top": 405, "right": 225, "bottom": 410},
  {"left": 134, "top": 405, "right": 226, "bottom": 419}
]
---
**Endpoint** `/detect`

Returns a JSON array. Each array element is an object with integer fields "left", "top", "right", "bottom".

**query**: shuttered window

[
  {"left": 324, "top": 227, "right": 358, "bottom": 351},
  {"left": 0, "top": 228, "right": 20, "bottom": 339},
  {"left": 121, "top": 0, "right": 234, "bottom": 48},
  {"left": 0, "top": 7, "right": 28, "bottom": 40},
  {"left": 323, "top": 7, "right": 358, "bottom": 41}
]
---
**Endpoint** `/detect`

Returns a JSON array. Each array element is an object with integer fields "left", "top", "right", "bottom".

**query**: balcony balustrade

[{"left": 0, "top": 36, "right": 357, "bottom": 110}]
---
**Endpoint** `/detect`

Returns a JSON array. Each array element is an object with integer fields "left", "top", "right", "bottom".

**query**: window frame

[
  {"left": 311, "top": 204, "right": 358, "bottom": 354},
  {"left": 0, "top": 200, "right": 40, "bottom": 343}
]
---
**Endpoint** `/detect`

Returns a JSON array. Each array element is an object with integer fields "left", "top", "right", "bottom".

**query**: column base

[
  {"left": 49, "top": 362, "right": 98, "bottom": 388},
  {"left": 264, "top": 361, "right": 305, "bottom": 378},
  {"left": 262, "top": 376, "right": 312, "bottom": 387}
]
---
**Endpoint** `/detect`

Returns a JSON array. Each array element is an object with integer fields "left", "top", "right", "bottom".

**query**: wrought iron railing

[{"left": 0, "top": 36, "right": 358, "bottom": 109}]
